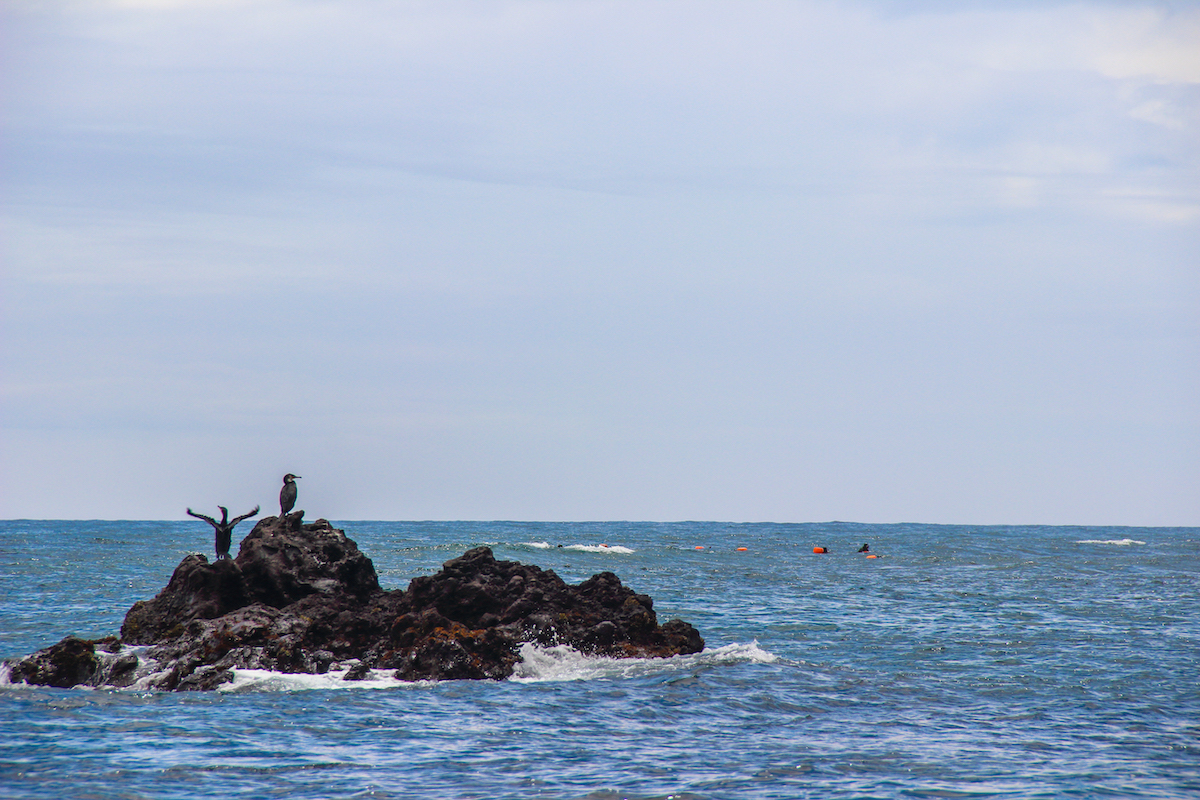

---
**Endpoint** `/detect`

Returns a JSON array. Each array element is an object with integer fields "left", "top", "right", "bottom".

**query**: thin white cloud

[{"left": 1084, "top": 7, "right": 1200, "bottom": 84}]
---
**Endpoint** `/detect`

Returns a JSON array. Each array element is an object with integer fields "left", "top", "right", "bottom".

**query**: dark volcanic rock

[
  {"left": 120, "top": 515, "right": 378, "bottom": 644},
  {"left": 120, "top": 555, "right": 250, "bottom": 643},
  {"left": 235, "top": 513, "right": 380, "bottom": 607},
  {"left": 395, "top": 547, "right": 704, "bottom": 660},
  {"left": 5, "top": 516, "right": 703, "bottom": 690},
  {"left": 7, "top": 636, "right": 102, "bottom": 689}
]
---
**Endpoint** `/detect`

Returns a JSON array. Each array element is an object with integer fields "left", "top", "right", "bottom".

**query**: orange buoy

[
  {"left": 866, "top": 554, "right": 878, "bottom": 559},
  {"left": 813, "top": 546, "right": 827, "bottom": 554},
  {"left": 736, "top": 547, "right": 748, "bottom": 551},
  {"left": 695, "top": 545, "right": 704, "bottom": 550}
]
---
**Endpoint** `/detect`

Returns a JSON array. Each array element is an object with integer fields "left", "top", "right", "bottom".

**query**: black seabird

[
  {"left": 279, "top": 474, "right": 301, "bottom": 516},
  {"left": 186, "top": 505, "right": 260, "bottom": 560}
]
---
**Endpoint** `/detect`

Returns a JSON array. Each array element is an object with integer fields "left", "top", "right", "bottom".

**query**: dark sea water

[{"left": 2, "top": 520, "right": 1198, "bottom": 799}]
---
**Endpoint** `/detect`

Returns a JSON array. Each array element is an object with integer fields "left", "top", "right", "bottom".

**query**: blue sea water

[{"left": 1, "top": 520, "right": 1198, "bottom": 799}]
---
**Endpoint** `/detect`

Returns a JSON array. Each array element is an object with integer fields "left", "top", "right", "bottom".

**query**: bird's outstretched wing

[
  {"left": 230, "top": 506, "right": 260, "bottom": 527},
  {"left": 186, "top": 508, "right": 218, "bottom": 528}
]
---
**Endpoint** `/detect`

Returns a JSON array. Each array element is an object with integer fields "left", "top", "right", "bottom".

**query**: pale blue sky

[{"left": 2, "top": 0, "right": 1197, "bottom": 523}]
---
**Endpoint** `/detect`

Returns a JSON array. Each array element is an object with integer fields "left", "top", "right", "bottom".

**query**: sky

[{"left": 1, "top": 0, "right": 1197, "bottom": 524}]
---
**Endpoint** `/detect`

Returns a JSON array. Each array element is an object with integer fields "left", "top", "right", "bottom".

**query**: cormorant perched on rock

[
  {"left": 186, "top": 505, "right": 260, "bottom": 560},
  {"left": 279, "top": 474, "right": 301, "bottom": 516}
]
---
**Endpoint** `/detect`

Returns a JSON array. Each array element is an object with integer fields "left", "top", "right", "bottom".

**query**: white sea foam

[
  {"left": 0, "top": 645, "right": 166, "bottom": 692},
  {"left": 208, "top": 642, "right": 778, "bottom": 690},
  {"left": 520, "top": 541, "right": 635, "bottom": 554},
  {"left": 1076, "top": 538, "right": 1146, "bottom": 546},
  {"left": 510, "top": 641, "right": 777, "bottom": 683},
  {"left": 219, "top": 666, "right": 423, "bottom": 693},
  {"left": 2, "top": 642, "right": 772, "bottom": 693},
  {"left": 566, "top": 543, "right": 635, "bottom": 554}
]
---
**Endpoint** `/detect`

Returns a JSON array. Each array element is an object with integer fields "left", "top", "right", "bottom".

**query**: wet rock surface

[{"left": 5, "top": 515, "right": 703, "bottom": 689}]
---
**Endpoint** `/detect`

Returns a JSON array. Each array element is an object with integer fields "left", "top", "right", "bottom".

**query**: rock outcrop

[{"left": 5, "top": 515, "right": 703, "bottom": 689}]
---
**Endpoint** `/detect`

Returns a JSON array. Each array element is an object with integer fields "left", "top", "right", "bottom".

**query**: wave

[
  {"left": 1076, "top": 538, "right": 1146, "bottom": 546},
  {"left": 510, "top": 641, "right": 777, "bottom": 683},
  {"left": 0, "top": 644, "right": 164, "bottom": 693},
  {"left": 520, "top": 541, "right": 635, "bottom": 554},
  {"left": 219, "top": 666, "right": 428, "bottom": 693},
  {"left": 220, "top": 642, "right": 776, "bottom": 690},
  {"left": 2, "top": 643, "right": 775, "bottom": 694}
]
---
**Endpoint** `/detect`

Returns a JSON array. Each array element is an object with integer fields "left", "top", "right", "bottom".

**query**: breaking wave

[
  {"left": 520, "top": 541, "right": 635, "bottom": 554},
  {"left": 216, "top": 643, "right": 776, "bottom": 691},
  {"left": 510, "top": 641, "right": 777, "bottom": 683},
  {"left": 3, "top": 643, "right": 776, "bottom": 694}
]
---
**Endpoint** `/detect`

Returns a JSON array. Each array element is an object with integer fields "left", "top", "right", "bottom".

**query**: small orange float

[
  {"left": 736, "top": 547, "right": 748, "bottom": 551},
  {"left": 813, "top": 546, "right": 827, "bottom": 554},
  {"left": 866, "top": 554, "right": 878, "bottom": 559}
]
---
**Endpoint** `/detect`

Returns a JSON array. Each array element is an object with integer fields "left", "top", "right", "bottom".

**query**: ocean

[{"left": 1, "top": 520, "right": 1197, "bottom": 799}]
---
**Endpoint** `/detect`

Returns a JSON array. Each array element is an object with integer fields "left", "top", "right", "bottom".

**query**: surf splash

[
  {"left": 32, "top": 642, "right": 773, "bottom": 692},
  {"left": 219, "top": 666, "right": 424, "bottom": 692},
  {"left": 0, "top": 643, "right": 778, "bottom": 693},
  {"left": 510, "top": 642, "right": 777, "bottom": 683},
  {"left": 212, "top": 643, "right": 777, "bottom": 690},
  {"left": 521, "top": 541, "right": 636, "bottom": 554}
]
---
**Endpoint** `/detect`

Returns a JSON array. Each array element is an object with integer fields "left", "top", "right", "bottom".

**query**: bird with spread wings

[{"left": 186, "top": 505, "right": 259, "bottom": 560}]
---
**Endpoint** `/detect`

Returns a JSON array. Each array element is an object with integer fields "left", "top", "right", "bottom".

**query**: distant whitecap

[
  {"left": 563, "top": 543, "right": 635, "bottom": 554},
  {"left": 518, "top": 541, "right": 635, "bottom": 553}
]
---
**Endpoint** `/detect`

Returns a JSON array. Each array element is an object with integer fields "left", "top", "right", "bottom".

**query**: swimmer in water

[{"left": 858, "top": 543, "right": 870, "bottom": 553}]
